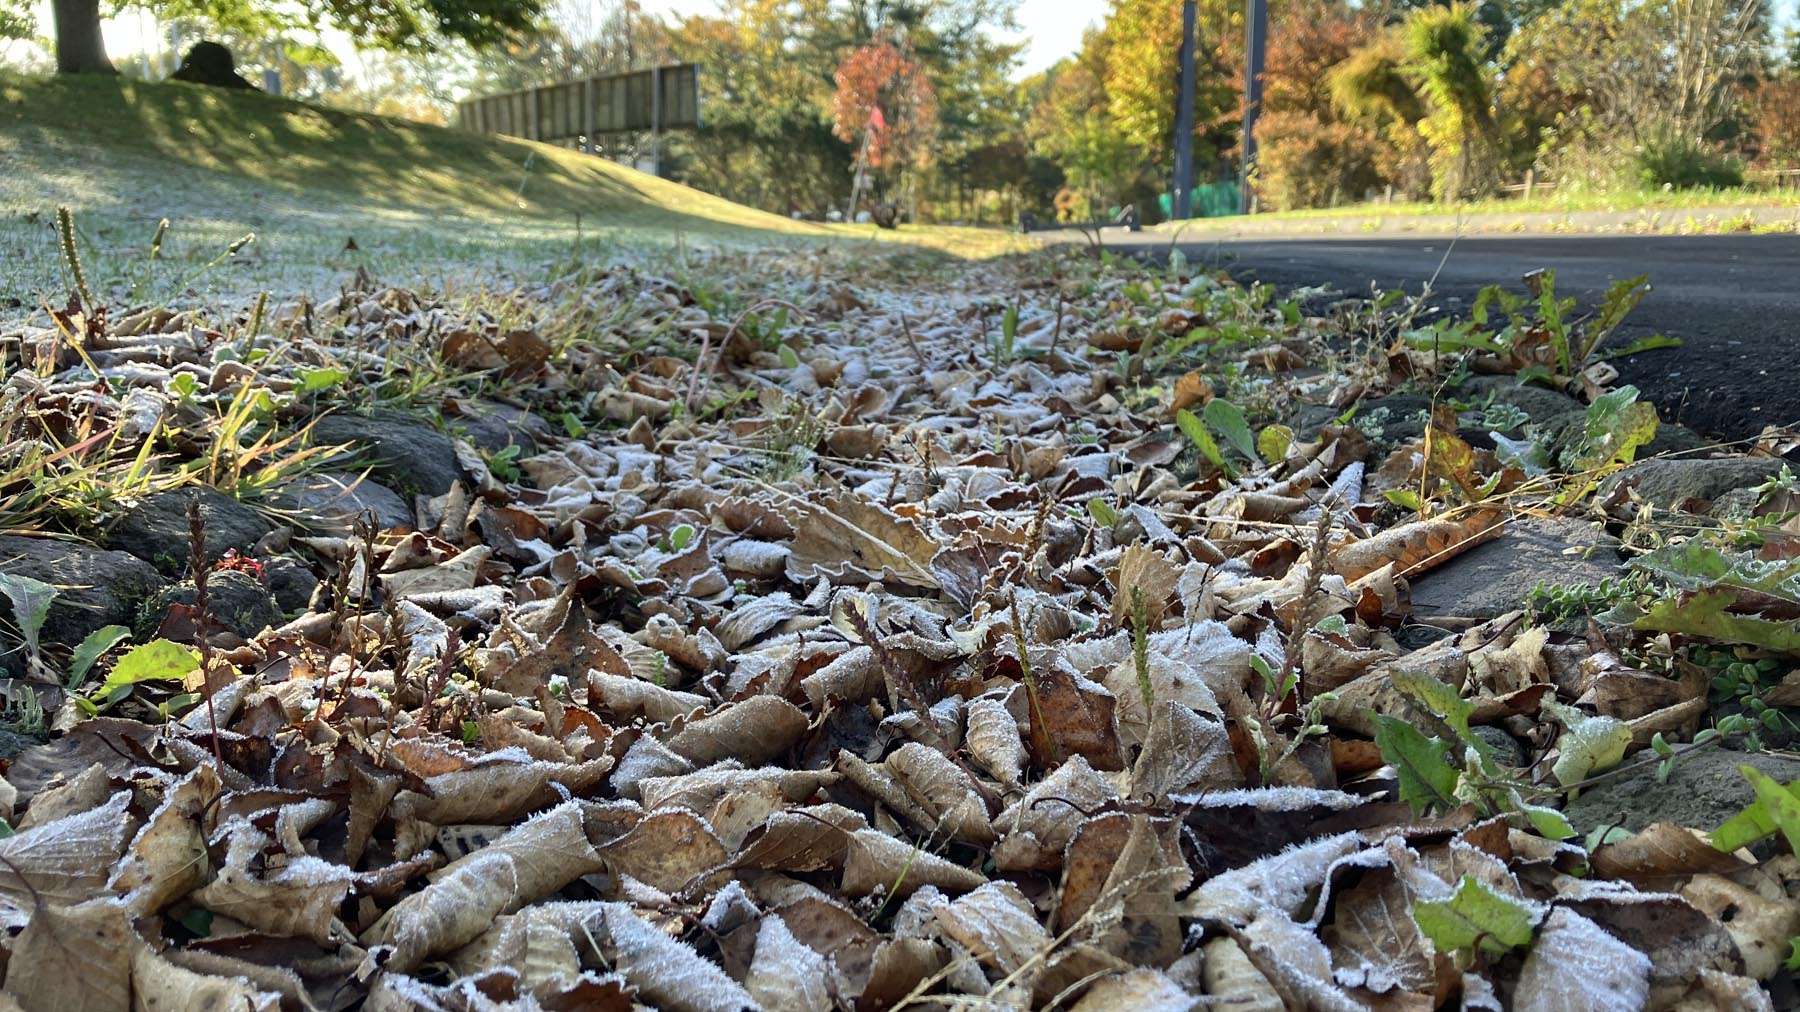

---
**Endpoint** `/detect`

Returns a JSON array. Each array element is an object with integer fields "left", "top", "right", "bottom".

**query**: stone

[
  {"left": 264, "top": 557, "right": 319, "bottom": 614},
  {"left": 143, "top": 569, "right": 281, "bottom": 639},
  {"left": 446, "top": 400, "right": 556, "bottom": 456},
  {"left": 0, "top": 727, "right": 40, "bottom": 759},
  {"left": 102, "top": 487, "right": 276, "bottom": 576},
  {"left": 1598, "top": 457, "right": 1787, "bottom": 516},
  {"left": 309, "top": 410, "right": 463, "bottom": 499},
  {"left": 1292, "top": 393, "right": 1432, "bottom": 451},
  {"left": 269, "top": 471, "right": 414, "bottom": 534},
  {"left": 1407, "top": 517, "right": 1627, "bottom": 622},
  {"left": 0, "top": 536, "right": 166, "bottom": 662},
  {"left": 1564, "top": 748, "right": 1800, "bottom": 837},
  {"left": 1457, "top": 375, "right": 1584, "bottom": 423}
]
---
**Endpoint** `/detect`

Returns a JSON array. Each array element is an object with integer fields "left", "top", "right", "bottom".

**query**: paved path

[{"left": 1110, "top": 234, "right": 1800, "bottom": 443}]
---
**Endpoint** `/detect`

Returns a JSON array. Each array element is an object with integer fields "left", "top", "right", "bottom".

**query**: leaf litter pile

[{"left": 0, "top": 232, "right": 1798, "bottom": 1011}]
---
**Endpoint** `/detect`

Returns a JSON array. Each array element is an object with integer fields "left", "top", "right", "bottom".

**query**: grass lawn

[
  {"left": 0, "top": 72, "right": 1025, "bottom": 313},
  {"left": 1156, "top": 186, "right": 1800, "bottom": 238}
]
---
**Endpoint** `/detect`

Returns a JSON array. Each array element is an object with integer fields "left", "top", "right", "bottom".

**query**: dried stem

[{"left": 187, "top": 498, "right": 224, "bottom": 767}]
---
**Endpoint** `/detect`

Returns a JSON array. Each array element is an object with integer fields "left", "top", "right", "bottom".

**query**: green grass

[
  {"left": 0, "top": 72, "right": 1023, "bottom": 310},
  {"left": 1157, "top": 185, "right": 1800, "bottom": 238}
]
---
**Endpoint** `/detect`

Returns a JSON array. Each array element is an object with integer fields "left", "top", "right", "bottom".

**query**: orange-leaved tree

[{"left": 832, "top": 38, "right": 940, "bottom": 214}]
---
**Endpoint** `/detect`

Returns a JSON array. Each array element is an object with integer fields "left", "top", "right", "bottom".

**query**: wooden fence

[{"left": 456, "top": 65, "right": 700, "bottom": 145}]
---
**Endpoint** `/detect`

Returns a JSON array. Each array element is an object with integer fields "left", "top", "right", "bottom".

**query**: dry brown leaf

[
  {"left": 1331, "top": 508, "right": 1505, "bottom": 582},
  {"left": 784, "top": 491, "right": 941, "bottom": 590},
  {"left": 2, "top": 897, "right": 134, "bottom": 1012},
  {"left": 595, "top": 902, "right": 754, "bottom": 1012},
  {"left": 0, "top": 790, "right": 134, "bottom": 906},
  {"left": 602, "top": 807, "right": 729, "bottom": 894},
  {"left": 1588, "top": 822, "right": 1752, "bottom": 886},
  {"left": 841, "top": 828, "right": 984, "bottom": 898},
  {"left": 363, "top": 801, "right": 603, "bottom": 971},
  {"left": 746, "top": 914, "right": 833, "bottom": 1012}
]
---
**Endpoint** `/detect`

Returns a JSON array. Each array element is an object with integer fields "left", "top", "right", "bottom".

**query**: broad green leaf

[
  {"left": 0, "top": 572, "right": 56, "bottom": 658},
  {"left": 1747, "top": 767, "right": 1800, "bottom": 855},
  {"left": 1383, "top": 488, "right": 1424, "bottom": 511},
  {"left": 95, "top": 639, "right": 200, "bottom": 698},
  {"left": 669, "top": 523, "right": 697, "bottom": 552},
  {"left": 1086, "top": 499, "right": 1119, "bottom": 528},
  {"left": 295, "top": 366, "right": 349, "bottom": 393},
  {"left": 1176, "top": 408, "right": 1233, "bottom": 477},
  {"left": 1491, "top": 432, "right": 1550, "bottom": 477},
  {"left": 1519, "top": 803, "right": 1576, "bottom": 841},
  {"left": 1256, "top": 424, "right": 1294, "bottom": 463},
  {"left": 778, "top": 344, "right": 801, "bottom": 369},
  {"left": 1202, "top": 398, "right": 1259, "bottom": 463},
  {"left": 1374, "top": 714, "right": 1460, "bottom": 814},
  {"left": 66, "top": 625, "right": 130, "bottom": 688},
  {"left": 1393, "top": 670, "right": 1477, "bottom": 744},
  {"left": 1313, "top": 614, "right": 1350, "bottom": 637},
  {"left": 1412, "top": 874, "right": 1539, "bottom": 956},
  {"left": 1633, "top": 589, "right": 1800, "bottom": 653},
  {"left": 1713, "top": 766, "right": 1800, "bottom": 854},
  {"left": 1631, "top": 543, "right": 1800, "bottom": 603},
  {"left": 1565, "top": 385, "right": 1658, "bottom": 472},
  {"left": 1544, "top": 700, "right": 1631, "bottom": 789}
]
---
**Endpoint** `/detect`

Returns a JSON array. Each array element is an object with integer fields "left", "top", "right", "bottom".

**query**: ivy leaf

[
  {"left": 1544, "top": 700, "right": 1631, "bottom": 790},
  {"left": 1176, "top": 408, "right": 1233, "bottom": 478},
  {"left": 94, "top": 639, "right": 201, "bottom": 699},
  {"left": 1374, "top": 714, "right": 1459, "bottom": 815},
  {"left": 66, "top": 625, "right": 130, "bottom": 689},
  {"left": 1412, "top": 874, "right": 1539, "bottom": 957},
  {"left": 1713, "top": 767, "right": 1800, "bottom": 854},
  {"left": 1632, "top": 589, "right": 1800, "bottom": 653},
  {"left": 0, "top": 572, "right": 57, "bottom": 659},
  {"left": 1202, "top": 398, "right": 1259, "bottom": 463}
]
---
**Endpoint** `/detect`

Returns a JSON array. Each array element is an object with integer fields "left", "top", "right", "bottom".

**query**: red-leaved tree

[{"left": 832, "top": 40, "right": 939, "bottom": 174}]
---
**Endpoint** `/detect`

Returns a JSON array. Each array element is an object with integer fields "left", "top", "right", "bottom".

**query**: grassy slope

[{"left": 0, "top": 73, "right": 1018, "bottom": 310}]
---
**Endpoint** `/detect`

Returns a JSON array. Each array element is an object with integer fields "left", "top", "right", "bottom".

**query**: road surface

[{"left": 1109, "top": 233, "right": 1800, "bottom": 443}]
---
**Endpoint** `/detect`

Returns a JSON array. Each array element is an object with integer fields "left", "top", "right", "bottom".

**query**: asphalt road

[{"left": 1110, "top": 233, "right": 1800, "bottom": 443}]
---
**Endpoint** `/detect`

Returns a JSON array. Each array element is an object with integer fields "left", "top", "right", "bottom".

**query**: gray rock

[
  {"left": 143, "top": 569, "right": 281, "bottom": 639},
  {"left": 1564, "top": 748, "right": 1800, "bottom": 836},
  {"left": 264, "top": 557, "right": 319, "bottom": 613},
  {"left": 1292, "top": 393, "right": 1433, "bottom": 451},
  {"left": 0, "top": 727, "right": 41, "bottom": 759},
  {"left": 269, "top": 471, "right": 414, "bottom": 534},
  {"left": 447, "top": 400, "right": 555, "bottom": 455},
  {"left": 0, "top": 536, "right": 166, "bottom": 662},
  {"left": 102, "top": 487, "right": 276, "bottom": 576},
  {"left": 1457, "top": 375, "right": 1584, "bottom": 423},
  {"left": 1639, "top": 421, "right": 1709, "bottom": 460},
  {"left": 1599, "top": 457, "right": 1786, "bottom": 516},
  {"left": 1471, "top": 725, "right": 1526, "bottom": 769},
  {"left": 309, "top": 409, "right": 462, "bottom": 498},
  {"left": 1408, "top": 517, "right": 1626, "bottom": 621}
]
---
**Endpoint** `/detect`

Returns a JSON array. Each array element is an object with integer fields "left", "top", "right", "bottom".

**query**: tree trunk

[{"left": 53, "top": 0, "right": 115, "bottom": 75}]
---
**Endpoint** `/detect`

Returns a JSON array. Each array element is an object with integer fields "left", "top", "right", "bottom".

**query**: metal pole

[
  {"left": 1173, "top": 0, "right": 1197, "bottom": 220},
  {"left": 1240, "top": 0, "right": 1268, "bottom": 214}
]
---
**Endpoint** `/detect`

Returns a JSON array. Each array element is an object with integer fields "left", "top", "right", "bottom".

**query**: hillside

[{"left": 0, "top": 73, "right": 860, "bottom": 307}]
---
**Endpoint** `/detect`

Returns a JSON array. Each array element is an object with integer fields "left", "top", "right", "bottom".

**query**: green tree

[{"left": 48, "top": 0, "right": 547, "bottom": 76}]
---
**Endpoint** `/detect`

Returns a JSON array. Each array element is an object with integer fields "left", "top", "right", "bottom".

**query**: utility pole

[
  {"left": 1172, "top": 0, "right": 1197, "bottom": 220},
  {"left": 1240, "top": 0, "right": 1269, "bottom": 214}
]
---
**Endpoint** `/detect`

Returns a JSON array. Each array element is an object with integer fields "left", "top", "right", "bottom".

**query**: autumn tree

[
  {"left": 833, "top": 37, "right": 939, "bottom": 212},
  {"left": 1252, "top": 0, "right": 1387, "bottom": 210}
]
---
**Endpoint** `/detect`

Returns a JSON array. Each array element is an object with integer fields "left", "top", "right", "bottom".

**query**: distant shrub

[{"left": 1634, "top": 128, "right": 1743, "bottom": 190}]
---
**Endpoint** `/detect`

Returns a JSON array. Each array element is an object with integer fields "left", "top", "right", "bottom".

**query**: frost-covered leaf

[
  {"left": 1513, "top": 908, "right": 1649, "bottom": 1011},
  {"left": 597, "top": 902, "right": 753, "bottom": 1012},
  {"left": 1544, "top": 700, "right": 1631, "bottom": 789}
]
